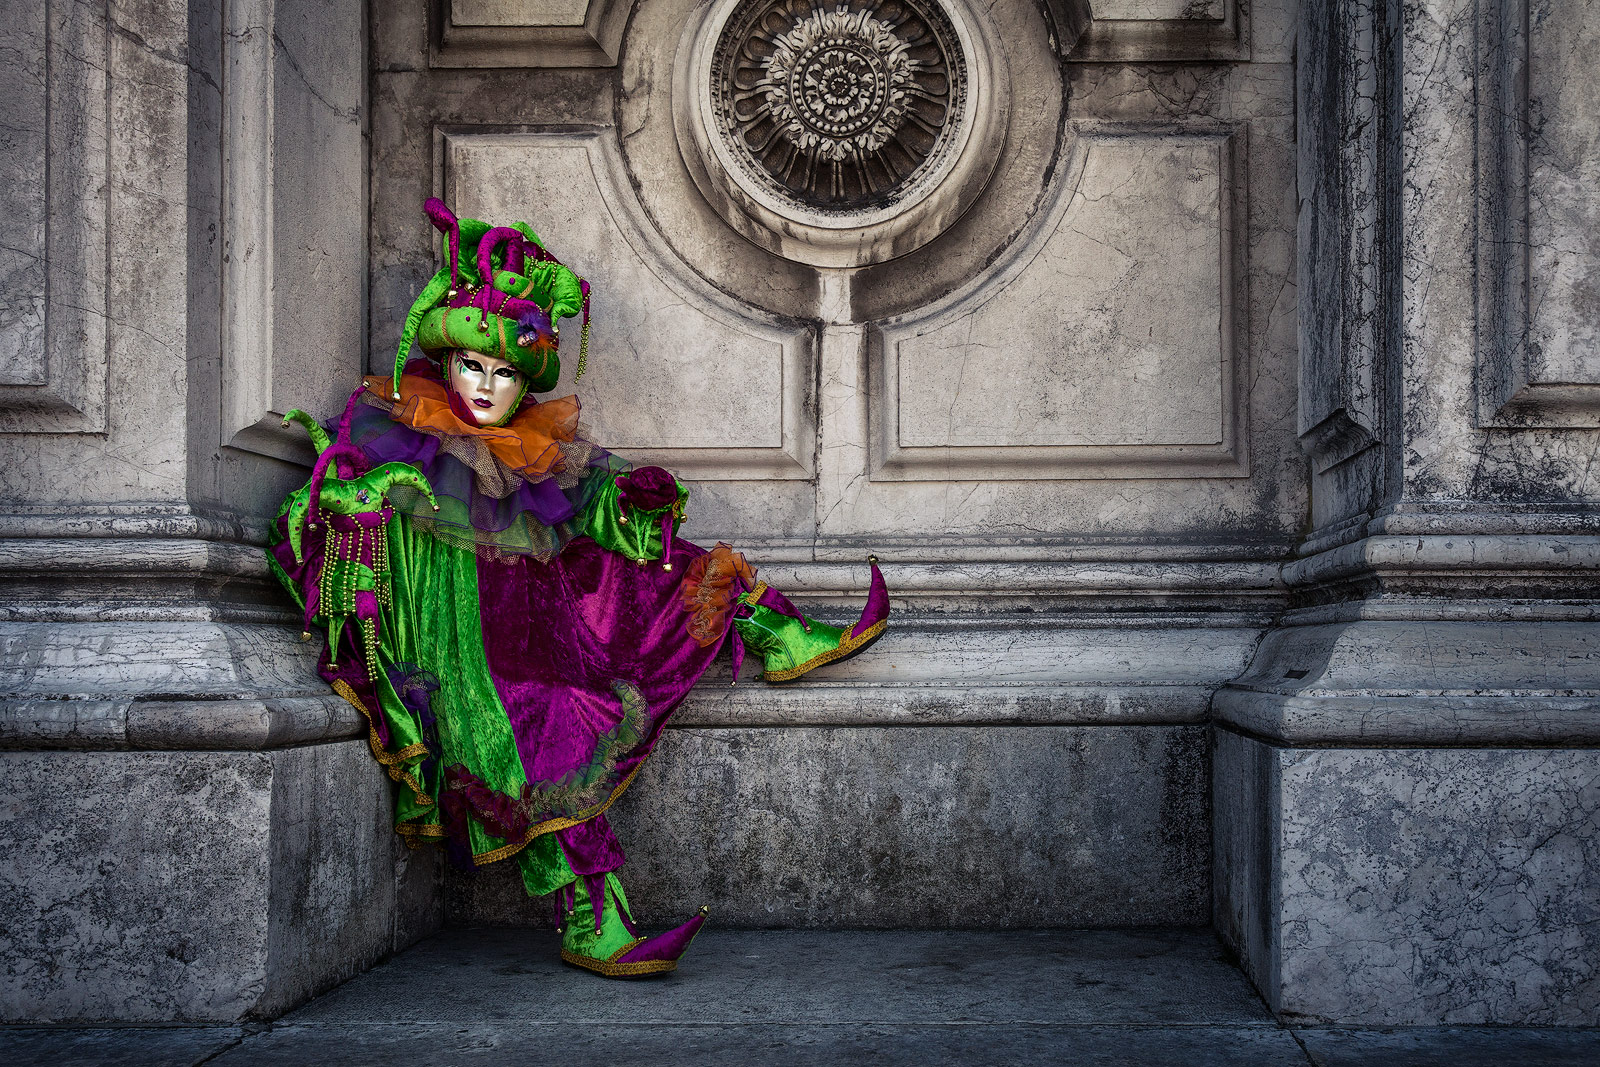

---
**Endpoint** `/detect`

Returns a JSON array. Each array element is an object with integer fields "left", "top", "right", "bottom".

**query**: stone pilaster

[
  {"left": 1212, "top": 0, "right": 1600, "bottom": 1025},
  {"left": 0, "top": 0, "right": 439, "bottom": 1023}
]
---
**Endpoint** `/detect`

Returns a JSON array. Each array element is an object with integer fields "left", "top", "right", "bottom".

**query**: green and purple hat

[{"left": 390, "top": 198, "right": 591, "bottom": 399}]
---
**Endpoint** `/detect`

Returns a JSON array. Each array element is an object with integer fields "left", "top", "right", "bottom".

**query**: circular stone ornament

[{"left": 675, "top": 0, "right": 1009, "bottom": 267}]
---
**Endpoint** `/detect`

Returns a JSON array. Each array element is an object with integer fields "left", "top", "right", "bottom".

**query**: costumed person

[{"left": 267, "top": 199, "right": 889, "bottom": 978}]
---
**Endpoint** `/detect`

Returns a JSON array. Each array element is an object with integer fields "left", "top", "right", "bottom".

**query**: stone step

[{"left": 6, "top": 929, "right": 1597, "bottom": 1064}]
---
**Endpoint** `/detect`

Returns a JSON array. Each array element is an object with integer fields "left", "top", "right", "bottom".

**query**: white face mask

[{"left": 448, "top": 351, "right": 525, "bottom": 426}]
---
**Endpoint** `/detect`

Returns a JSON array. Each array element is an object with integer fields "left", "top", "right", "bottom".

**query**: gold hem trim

[
  {"left": 762, "top": 619, "right": 887, "bottom": 683},
  {"left": 560, "top": 947, "right": 677, "bottom": 978},
  {"left": 469, "top": 759, "right": 647, "bottom": 867},
  {"left": 331, "top": 679, "right": 434, "bottom": 809},
  {"left": 332, "top": 670, "right": 652, "bottom": 870}
]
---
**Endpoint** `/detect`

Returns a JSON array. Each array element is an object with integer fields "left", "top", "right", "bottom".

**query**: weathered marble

[
  {"left": 448, "top": 724, "right": 1211, "bottom": 928},
  {"left": 1214, "top": 618, "right": 1600, "bottom": 745},
  {"left": 1215, "top": 732, "right": 1600, "bottom": 1026},
  {"left": 0, "top": 742, "right": 439, "bottom": 1023},
  {"left": 877, "top": 132, "right": 1238, "bottom": 478},
  {"left": 443, "top": 131, "right": 815, "bottom": 484}
]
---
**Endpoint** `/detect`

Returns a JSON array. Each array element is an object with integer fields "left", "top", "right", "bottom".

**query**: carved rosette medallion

[
  {"left": 676, "top": 0, "right": 1007, "bottom": 266},
  {"left": 712, "top": 0, "right": 965, "bottom": 212}
]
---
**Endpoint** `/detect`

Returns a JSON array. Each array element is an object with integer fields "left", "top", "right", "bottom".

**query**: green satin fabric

[{"left": 373, "top": 515, "right": 575, "bottom": 895}]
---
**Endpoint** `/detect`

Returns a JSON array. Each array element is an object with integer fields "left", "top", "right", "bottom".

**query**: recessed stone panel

[
  {"left": 444, "top": 131, "right": 815, "bottom": 478},
  {"left": 873, "top": 129, "right": 1242, "bottom": 479},
  {"left": 448, "top": 723, "right": 1211, "bottom": 928},
  {"left": 1527, "top": 0, "right": 1600, "bottom": 391}
]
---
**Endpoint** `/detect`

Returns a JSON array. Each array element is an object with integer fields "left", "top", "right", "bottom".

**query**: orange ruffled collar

[{"left": 364, "top": 373, "right": 580, "bottom": 478}]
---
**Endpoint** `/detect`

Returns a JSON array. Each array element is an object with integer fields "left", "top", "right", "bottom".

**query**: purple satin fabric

[
  {"left": 555, "top": 816, "right": 626, "bottom": 877},
  {"left": 476, "top": 537, "right": 725, "bottom": 799}
]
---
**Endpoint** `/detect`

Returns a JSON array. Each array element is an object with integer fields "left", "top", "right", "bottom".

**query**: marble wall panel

[
  {"left": 446, "top": 723, "right": 1211, "bottom": 928},
  {"left": 1525, "top": 0, "right": 1600, "bottom": 391},
  {"left": 875, "top": 131, "right": 1239, "bottom": 479},
  {"left": 443, "top": 131, "right": 816, "bottom": 481},
  {"left": 1073, "top": 0, "right": 1248, "bottom": 62},
  {"left": 1476, "top": 0, "right": 1600, "bottom": 428},
  {"left": 433, "top": 0, "right": 628, "bottom": 66},
  {"left": 453, "top": 0, "right": 587, "bottom": 25},
  {"left": 0, "top": 0, "right": 109, "bottom": 436},
  {"left": 0, "top": 1, "right": 46, "bottom": 388},
  {"left": 1401, "top": 0, "right": 1600, "bottom": 499},
  {"left": 1278, "top": 746, "right": 1600, "bottom": 1025}
]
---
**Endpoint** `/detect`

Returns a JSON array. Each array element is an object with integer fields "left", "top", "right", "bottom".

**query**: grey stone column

[
  {"left": 0, "top": 0, "right": 438, "bottom": 1023},
  {"left": 1212, "top": 0, "right": 1600, "bottom": 1025}
]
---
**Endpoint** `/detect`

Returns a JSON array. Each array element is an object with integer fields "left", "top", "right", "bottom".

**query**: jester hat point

[{"left": 391, "top": 197, "right": 592, "bottom": 399}]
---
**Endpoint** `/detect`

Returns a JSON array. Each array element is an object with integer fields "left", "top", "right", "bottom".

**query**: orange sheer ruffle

[
  {"left": 364, "top": 374, "right": 580, "bottom": 478},
  {"left": 679, "top": 543, "right": 756, "bottom": 647}
]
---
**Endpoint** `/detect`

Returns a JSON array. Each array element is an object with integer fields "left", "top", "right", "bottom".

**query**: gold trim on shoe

[
  {"left": 560, "top": 940, "right": 678, "bottom": 978},
  {"left": 762, "top": 618, "right": 887, "bottom": 683}
]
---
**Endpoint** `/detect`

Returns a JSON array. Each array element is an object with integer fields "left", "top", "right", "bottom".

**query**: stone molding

[
  {"left": 1214, "top": 619, "right": 1600, "bottom": 746},
  {"left": 0, "top": 0, "right": 108, "bottom": 434},
  {"left": 1475, "top": 0, "right": 1600, "bottom": 427},
  {"left": 868, "top": 124, "right": 1249, "bottom": 481},
  {"left": 1072, "top": 0, "right": 1249, "bottom": 63},
  {"left": 0, "top": 695, "right": 361, "bottom": 752},
  {"left": 429, "top": 0, "right": 631, "bottom": 68},
  {"left": 674, "top": 0, "right": 1010, "bottom": 266}
]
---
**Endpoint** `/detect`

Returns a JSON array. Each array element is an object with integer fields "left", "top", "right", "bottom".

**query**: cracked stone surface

[{"left": 447, "top": 724, "right": 1211, "bottom": 929}]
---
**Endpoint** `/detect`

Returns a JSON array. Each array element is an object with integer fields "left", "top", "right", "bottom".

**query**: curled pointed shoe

[
  {"left": 559, "top": 873, "right": 707, "bottom": 979},
  {"left": 565, "top": 909, "right": 709, "bottom": 979},
  {"left": 733, "top": 556, "right": 890, "bottom": 684}
]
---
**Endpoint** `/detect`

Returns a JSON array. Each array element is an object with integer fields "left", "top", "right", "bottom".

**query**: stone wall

[
  {"left": 373, "top": 0, "right": 1301, "bottom": 933},
  {"left": 1210, "top": 0, "right": 1600, "bottom": 1026},
  {"left": 3, "top": 0, "right": 1598, "bottom": 1029}
]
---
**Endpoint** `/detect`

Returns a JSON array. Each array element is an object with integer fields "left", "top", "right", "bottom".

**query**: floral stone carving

[
  {"left": 676, "top": 0, "right": 1007, "bottom": 266},
  {"left": 712, "top": 0, "right": 965, "bottom": 211}
]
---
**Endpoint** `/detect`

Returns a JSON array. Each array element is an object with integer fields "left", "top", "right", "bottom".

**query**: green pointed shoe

[
  {"left": 732, "top": 557, "right": 890, "bottom": 684},
  {"left": 559, "top": 873, "right": 707, "bottom": 979}
]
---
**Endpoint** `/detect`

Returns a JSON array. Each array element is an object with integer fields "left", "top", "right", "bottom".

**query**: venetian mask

[{"left": 448, "top": 350, "right": 526, "bottom": 426}]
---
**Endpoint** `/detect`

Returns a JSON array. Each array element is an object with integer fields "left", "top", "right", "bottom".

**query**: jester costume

[{"left": 268, "top": 199, "right": 888, "bottom": 978}]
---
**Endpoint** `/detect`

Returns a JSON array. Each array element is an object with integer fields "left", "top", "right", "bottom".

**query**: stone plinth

[
  {"left": 1214, "top": 729, "right": 1600, "bottom": 1026},
  {"left": 0, "top": 743, "right": 440, "bottom": 1023}
]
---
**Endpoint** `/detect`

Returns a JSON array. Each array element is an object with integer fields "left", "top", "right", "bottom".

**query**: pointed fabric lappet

[{"left": 282, "top": 389, "right": 441, "bottom": 670}]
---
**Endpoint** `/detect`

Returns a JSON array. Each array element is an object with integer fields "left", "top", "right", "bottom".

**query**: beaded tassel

[{"left": 573, "top": 319, "right": 589, "bottom": 382}]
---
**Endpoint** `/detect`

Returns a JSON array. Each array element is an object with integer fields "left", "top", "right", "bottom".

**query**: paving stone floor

[{"left": 5, "top": 928, "right": 1598, "bottom": 1065}]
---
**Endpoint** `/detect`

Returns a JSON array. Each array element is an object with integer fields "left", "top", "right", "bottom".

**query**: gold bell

[
  {"left": 300, "top": 631, "right": 312, "bottom": 642},
  {"left": 618, "top": 514, "right": 628, "bottom": 524}
]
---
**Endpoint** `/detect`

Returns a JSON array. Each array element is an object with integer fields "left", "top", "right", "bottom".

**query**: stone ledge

[
  {"left": 0, "top": 695, "right": 361, "bottom": 751},
  {"left": 1214, "top": 619, "right": 1600, "bottom": 745}
]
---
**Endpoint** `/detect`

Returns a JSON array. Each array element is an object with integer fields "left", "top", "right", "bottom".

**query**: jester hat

[{"left": 390, "top": 198, "right": 592, "bottom": 399}]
